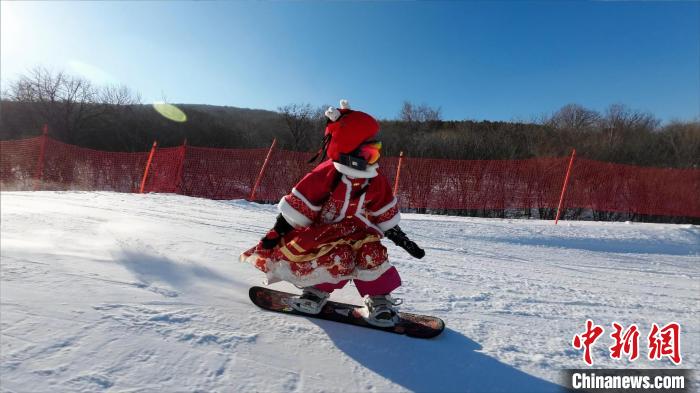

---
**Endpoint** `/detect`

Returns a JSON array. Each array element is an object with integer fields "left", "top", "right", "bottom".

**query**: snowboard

[{"left": 249, "top": 286, "right": 445, "bottom": 339}]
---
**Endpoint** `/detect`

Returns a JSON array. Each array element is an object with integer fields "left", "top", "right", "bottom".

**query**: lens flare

[{"left": 153, "top": 102, "right": 187, "bottom": 123}]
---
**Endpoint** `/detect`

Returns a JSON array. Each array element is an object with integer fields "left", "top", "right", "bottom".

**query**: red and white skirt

[{"left": 240, "top": 217, "right": 392, "bottom": 287}]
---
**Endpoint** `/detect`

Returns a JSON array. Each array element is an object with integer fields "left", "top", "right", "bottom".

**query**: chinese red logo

[
  {"left": 648, "top": 322, "right": 682, "bottom": 365},
  {"left": 609, "top": 322, "right": 640, "bottom": 361},
  {"left": 572, "top": 320, "right": 681, "bottom": 366},
  {"left": 572, "top": 319, "right": 604, "bottom": 366}
]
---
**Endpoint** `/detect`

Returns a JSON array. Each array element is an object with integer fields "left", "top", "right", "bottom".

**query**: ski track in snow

[{"left": 1, "top": 191, "right": 698, "bottom": 392}]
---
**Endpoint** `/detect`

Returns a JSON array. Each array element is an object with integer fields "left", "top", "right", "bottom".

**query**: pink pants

[{"left": 314, "top": 266, "right": 401, "bottom": 297}]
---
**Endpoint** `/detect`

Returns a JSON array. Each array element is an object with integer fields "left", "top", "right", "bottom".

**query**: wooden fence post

[
  {"left": 555, "top": 149, "right": 576, "bottom": 225},
  {"left": 249, "top": 138, "right": 277, "bottom": 201},
  {"left": 33, "top": 124, "right": 49, "bottom": 191},
  {"left": 393, "top": 151, "right": 404, "bottom": 195},
  {"left": 139, "top": 141, "right": 157, "bottom": 194}
]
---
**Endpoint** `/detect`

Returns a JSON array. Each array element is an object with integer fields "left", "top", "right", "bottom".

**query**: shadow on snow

[{"left": 309, "top": 319, "right": 564, "bottom": 393}]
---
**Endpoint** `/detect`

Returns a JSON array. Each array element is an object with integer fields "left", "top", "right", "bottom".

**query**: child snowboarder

[{"left": 241, "top": 100, "right": 424, "bottom": 327}]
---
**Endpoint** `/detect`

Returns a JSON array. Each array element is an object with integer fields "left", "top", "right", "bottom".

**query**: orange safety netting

[
  {"left": 1, "top": 136, "right": 699, "bottom": 218},
  {"left": 0, "top": 136, "right": 41, "bottom": 190}
]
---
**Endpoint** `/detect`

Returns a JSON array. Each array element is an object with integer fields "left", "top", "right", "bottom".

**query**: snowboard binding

[
  {"left": 362, "top": 295, "right": 403, "bottom": 327},
  {"left": 288, "top": 287, "right": 330, "bottom": 315}
]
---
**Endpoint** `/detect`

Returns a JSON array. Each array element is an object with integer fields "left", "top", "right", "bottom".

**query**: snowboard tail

[{"left": 249, "top": 286, "right": 444, "bottom": 339}]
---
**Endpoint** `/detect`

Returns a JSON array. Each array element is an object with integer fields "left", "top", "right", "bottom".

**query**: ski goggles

[
  {"left": 357, "top": 140, "right": 382, "bottom": 165},
  {"left": 337, "top": 140, "right": 383, "bottom": 171}
]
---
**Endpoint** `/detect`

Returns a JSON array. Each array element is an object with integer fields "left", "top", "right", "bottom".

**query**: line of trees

[
  {"left": 379, "top": 101, "right": 698, "bottom": 169},
  {"left": 2, "top": 67, "right": 698, "bottom": 168}
]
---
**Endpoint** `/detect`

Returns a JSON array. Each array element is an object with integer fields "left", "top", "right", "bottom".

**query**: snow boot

[
  {"left": 289, "top": 287, "right": 330, "bottom": 315},
  {"left": 363, "top": 295, "right": 402, "bottom": 327}
]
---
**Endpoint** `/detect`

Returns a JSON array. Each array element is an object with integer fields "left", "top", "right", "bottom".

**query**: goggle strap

[{"left": 307, "top": 134, "right": 331, "bottom": 164}]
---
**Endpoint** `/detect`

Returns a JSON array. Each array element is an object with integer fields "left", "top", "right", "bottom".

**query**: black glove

[
  {"left": 384, "top": 226, "right": 425, "bottom": 259},
  {"left": 261, "top": 214, "right": 294, "bottom": 249}
]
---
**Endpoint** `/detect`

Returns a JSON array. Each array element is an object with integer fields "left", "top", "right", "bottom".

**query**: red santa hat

[{"left": 323, "top": 100, "right": 380, "bottom": 162}]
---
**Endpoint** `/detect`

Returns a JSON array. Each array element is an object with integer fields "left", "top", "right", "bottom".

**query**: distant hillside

[
  {"left": 1, "top": 100, "right": 698, "bottom": 168},
  {"left": 0, "top": 101, "right": 286, "bottom": 151}
]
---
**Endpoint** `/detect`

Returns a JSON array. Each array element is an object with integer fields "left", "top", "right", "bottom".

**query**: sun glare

[
  {"left": 0, "top": 3, "right": 29, "bottom": 56},
  {"left": 67, "top": 60, "right": 119, "bottom": 85}
]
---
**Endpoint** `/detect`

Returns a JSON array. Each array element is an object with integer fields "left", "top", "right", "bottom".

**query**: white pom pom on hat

[
  {"left": 325, "top": 99, "right": 350, "bottom": 122},
  {"left": 325, "top": 106, "right": 341, "bottom": 122}
]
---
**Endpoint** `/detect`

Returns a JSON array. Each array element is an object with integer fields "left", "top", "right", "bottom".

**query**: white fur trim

[
  {"left": 353, "top": 192, "right": 384, "bottom": 234},
  {"left": 291, "top": 188, "right": 321, "bottom": 211},
  {"left": 325, "top": 106, "right": 341, "bottom": 122},
  {"left": 278, "top": 197, "right": 312, "bottom": 228},
  {"left": 333, "top": 162, "right": 378, "bottom": 178},
  {"left": 354, "top": 179, "right": 370, "bottom": 217},
  {"left": 339, "top": 99, "right": 350, "bottom": 109},
  {"left": 377, "top": 212, "right": 401, "bottom": 232},
  {"left": 332, "top": 176, "right": 352, "bottom": 223},
  {"left": 242, "top": 252, "right": 393, "bottom": 287},
  {"left": 369, "top": 197, "right": 398, "bottom": 216}
]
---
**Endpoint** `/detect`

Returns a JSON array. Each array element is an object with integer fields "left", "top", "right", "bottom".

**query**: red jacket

[{"left": 278, "top": 160, "right": 400, "bottom": 236}]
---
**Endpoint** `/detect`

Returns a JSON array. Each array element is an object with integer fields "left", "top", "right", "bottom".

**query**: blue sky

[{"left": 2, "top": 1, "right": 698, "bottom": 122}]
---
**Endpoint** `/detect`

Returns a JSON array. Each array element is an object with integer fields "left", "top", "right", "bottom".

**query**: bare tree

[
  {"left": 399, "top": 101, "right": 442, "bottom": 124},
  {"left": 100, "top": 85, "right": 142, "bottom": 107},
  {"left": 396, "top": 101, "right": 443, "bottom": 155},
  {"left": 602, "top": 104, "right": 658, "bottom": 132},
  {"left": 601, "top": 104, "right": 657, "bottom": 146},
  {"left": 277, "top": 103, "right": 324, "bottom": 151},
  {"left": 4, "top": 66, "right": 140, "bottom": 143},
  {"left": 546, "top": 104, "right": 600, "bottom": 133},
  {"left": 661, "top": 121, "right": 700, "bottom": 168}
]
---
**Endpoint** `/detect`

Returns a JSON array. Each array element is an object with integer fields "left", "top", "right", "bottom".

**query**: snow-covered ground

[{"left": 1, "top": 192, "right": 698, "bottom": 392}]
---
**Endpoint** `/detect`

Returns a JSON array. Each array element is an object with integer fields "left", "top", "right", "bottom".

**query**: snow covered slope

[{"left": 1, "top": 192, "right": 698, "bottom": 392}]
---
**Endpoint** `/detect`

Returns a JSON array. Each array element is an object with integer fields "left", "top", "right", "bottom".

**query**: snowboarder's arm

[
  {"left": 260, "top": 214, "right": 294, "bottom": 249},
  {"left": 278, "top": 161, "right": 337, "bottom": 228},
  {"left": 365, "top": 176, "right": 401, "bottom": 232},
  {"left": 384, "top": 226, "right": 425, "bottom": 259},
  {"left": 364, "top": 175, "right": 423, "bottom": 258}
]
